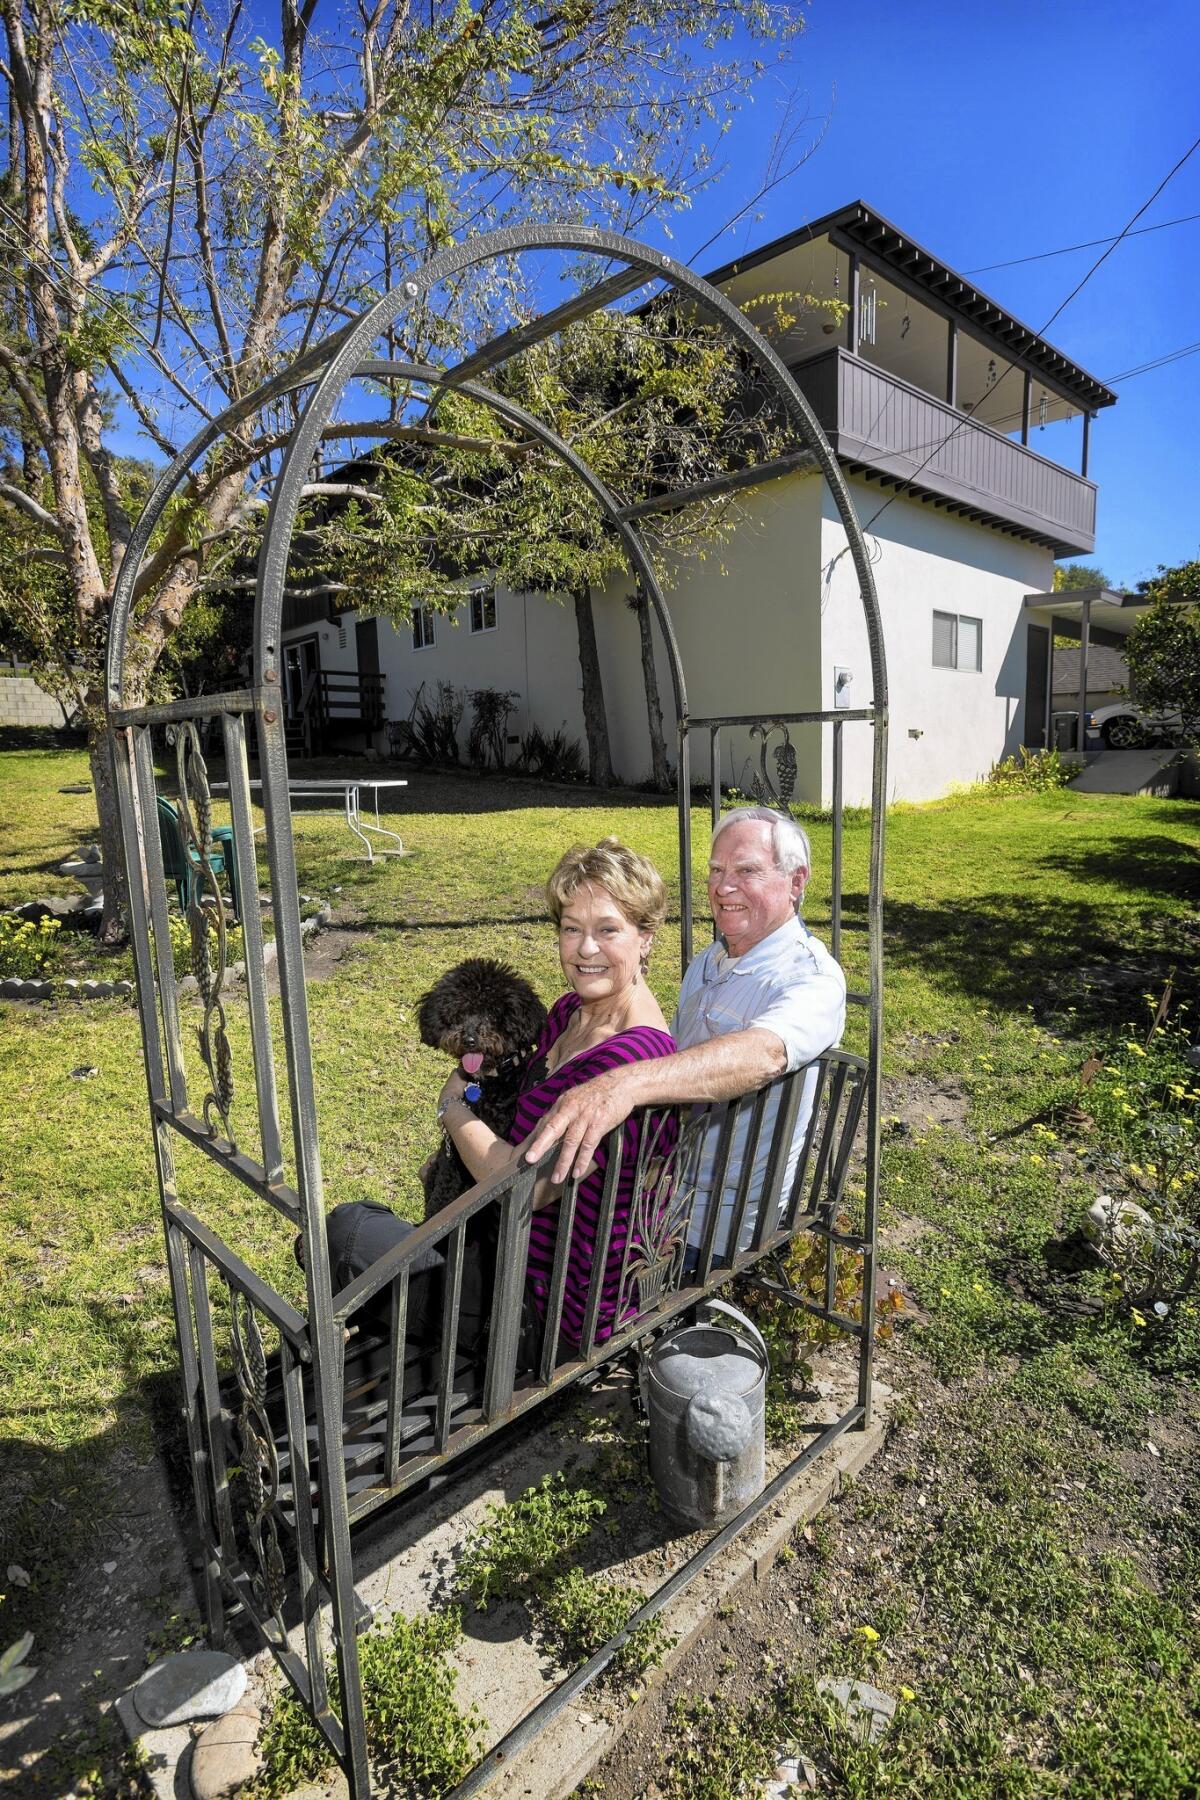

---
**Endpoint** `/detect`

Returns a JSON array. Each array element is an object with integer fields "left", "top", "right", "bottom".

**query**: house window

[
  {"left": 933, "top": 610, "right": 982, "bottom": 672},
  {"left": 412, "top": 604, "right": 436, "bottom": 651},
  {"left": 469, "top": 588, "right": 497, "bottom": 634}
]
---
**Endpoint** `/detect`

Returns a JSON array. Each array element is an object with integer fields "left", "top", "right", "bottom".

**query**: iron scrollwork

[
  {"left": 230, "top": 1292, "right": 289, "bottom": 1642},
  {"left": 170, "top": 721, "right": 235, "bottom": 1139},
  {"left": 749, "top": 719, "right": 797, "bottom": 812},
  {"left": 619, "top": 1109, "right": 708, "bottom": 1318}
]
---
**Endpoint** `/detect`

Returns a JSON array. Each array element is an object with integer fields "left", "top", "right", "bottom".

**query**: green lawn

[{"left": 2, "top": 746, "right": 1199, "bottom": 1796}]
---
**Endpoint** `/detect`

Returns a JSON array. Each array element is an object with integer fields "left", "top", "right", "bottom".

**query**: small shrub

[
  {"left": 454, "top": 1473, "right": 605, "bottom": 1610},
  {"left": 466, "top": 687, "right": 519, "bottom": 769},
  {"left": 537, "top": 1567, "right": 671, "bottom": 1682},
  {"left": 520, "top": 722, "right": 585, "bottom": 783},
  {"left": 986, "top": 746, "right": 1074, "bottom": 793},
  {"left": 0, "top": 913, "right": 61, "bottom": 979},
  {"left": 408, "top": 680, "right": 465, "bottom": 764}
]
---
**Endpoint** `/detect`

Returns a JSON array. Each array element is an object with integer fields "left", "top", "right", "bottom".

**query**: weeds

[
  {"left": 249, "top": 1609, "right": 482, "bottom": 1799},
  {"left": 985, "top": 745, "right": 1075, "bottom": 792},
  {"left": 454, "top": 1474, "right": 605, "bottom": 1611},
  {"left": 536, "top": 1566, "right": 670, "bottom": 1680},
  {"left": 454, "top": 1475, "right": 671, "bottom": 1688}
]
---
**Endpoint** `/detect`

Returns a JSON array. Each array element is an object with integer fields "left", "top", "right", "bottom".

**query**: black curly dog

[{"left": 418, "top": 957, "right": 547, "bottom": 1217}]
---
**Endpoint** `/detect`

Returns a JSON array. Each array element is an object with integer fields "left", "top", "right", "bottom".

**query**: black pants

[{"left": 326, "top": 1200, "right": 540, "bottom": 1379}]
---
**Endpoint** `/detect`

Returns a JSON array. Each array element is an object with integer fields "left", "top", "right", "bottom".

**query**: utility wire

[
  {"left": 963, "top": 210, "right": 1200, "bottom": 274},
  {"left": 858, "top": 131, "right": 1200, "bottom": 539}
]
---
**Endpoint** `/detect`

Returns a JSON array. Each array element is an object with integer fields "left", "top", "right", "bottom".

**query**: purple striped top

[{"left": 507, "top": 992, "right": 677, "bottom": 1347}]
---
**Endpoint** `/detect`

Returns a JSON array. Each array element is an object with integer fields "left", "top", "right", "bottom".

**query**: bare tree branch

[{"left": 0, "top": 479, "right": 66, "bottom": 535}]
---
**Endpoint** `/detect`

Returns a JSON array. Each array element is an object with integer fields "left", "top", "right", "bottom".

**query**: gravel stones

[{"left": 132, "top": 1650, "right": 247, "bottom": 1729}]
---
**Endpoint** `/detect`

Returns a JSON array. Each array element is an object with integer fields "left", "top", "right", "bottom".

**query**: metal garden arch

[{"left": 105, "top": 225, "right": 888, "bottom": 1798}]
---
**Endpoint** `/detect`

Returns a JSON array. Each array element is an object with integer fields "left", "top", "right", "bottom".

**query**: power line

[
  {"left": 1105, "top": 339, "right": 1200, "bottom": 384},
  {"left": 963, "top": 210, "right": 1200, "bottom": 275},
  {"left": 858, "top": 130, "right": 1200, "bottom": 539}
]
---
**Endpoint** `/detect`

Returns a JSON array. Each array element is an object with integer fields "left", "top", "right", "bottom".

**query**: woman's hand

[{"left": 438, "top": 1067, "right": 468, "bottom": 1115}]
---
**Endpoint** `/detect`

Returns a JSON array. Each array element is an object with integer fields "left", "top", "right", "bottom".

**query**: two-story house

[{"left": 280, "top": 201, "right": 1117, "bottom": 803}]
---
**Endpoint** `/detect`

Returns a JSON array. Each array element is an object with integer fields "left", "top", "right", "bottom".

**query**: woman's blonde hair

[{"left": 546, "top": 838, "right": 668, "bottom": 940}]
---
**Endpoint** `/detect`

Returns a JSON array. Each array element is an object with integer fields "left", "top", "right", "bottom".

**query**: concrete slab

[
  {"left": 116, "top": 1356, "right": 890, "bottom": 1800},
  {"left": 1069, "top": 748, "right": 1180, "bottom": 795}
]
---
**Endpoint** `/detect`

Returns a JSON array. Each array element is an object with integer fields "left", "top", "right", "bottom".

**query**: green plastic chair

[{"left": 156, "top": 796, "right": 240, "bottom": 920}]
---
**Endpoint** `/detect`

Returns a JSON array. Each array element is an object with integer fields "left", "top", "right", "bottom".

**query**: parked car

[{"left": 1087, "top": 700, "right": 1184, "bottom": 749}]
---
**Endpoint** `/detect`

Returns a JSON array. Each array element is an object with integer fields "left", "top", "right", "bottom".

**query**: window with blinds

[{"left": 932, "top": 609, "right": 982, "bottom": 672}]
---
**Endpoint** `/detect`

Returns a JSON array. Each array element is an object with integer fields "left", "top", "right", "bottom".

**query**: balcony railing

[{"left": 790, "top": 347, "right": 1097, "bottom": 556}]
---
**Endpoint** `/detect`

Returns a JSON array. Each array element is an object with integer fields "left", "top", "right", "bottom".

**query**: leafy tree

[
  {"left": 1052, "top": 562, "right": 1111, "bottom": 592},
  {"left": 1125, "top": 561, "right": 1200, "bottom": 748},
  {"left": 307, "top": 297, "right": 815, "bottom": 786},
  {"left": 0, "top": 0, "right": 802, "bottom": 935}
]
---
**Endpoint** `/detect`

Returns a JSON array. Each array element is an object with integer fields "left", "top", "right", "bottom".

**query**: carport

[{"left": 1023, "top": 586, "right": 1151, "bottom": 752}]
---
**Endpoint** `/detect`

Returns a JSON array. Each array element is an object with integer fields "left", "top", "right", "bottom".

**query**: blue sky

[{"left": 653, "top": 0, "right": 1200, "bottom": 589}]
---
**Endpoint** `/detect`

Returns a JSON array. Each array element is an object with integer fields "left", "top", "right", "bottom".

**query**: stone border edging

[
  {"left": 1, "top": 903, "right": 332, "bottom": 1004},
  {"left": 0, "top": 975, "right": 135, "bottom": 1002}
]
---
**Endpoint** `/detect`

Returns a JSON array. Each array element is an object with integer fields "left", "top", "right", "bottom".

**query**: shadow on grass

[
  {"left": 1035, "top": 833, "right": 1200, "bottom": 906},
  {"left": 851, "top": 887, "right": 1200, "bottom": 1036}
]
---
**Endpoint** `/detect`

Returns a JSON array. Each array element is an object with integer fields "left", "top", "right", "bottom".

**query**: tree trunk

[
  {"left": 631, "top": 588, "right": 671, "bottom": 791},
  {"left": 87, "top": 703, "right": 130, "bottom": 946},
  {"left": 573, "top": 583, "right": 615, "bottom": 788}
]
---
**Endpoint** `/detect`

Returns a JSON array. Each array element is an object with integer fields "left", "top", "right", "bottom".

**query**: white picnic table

[{"left": 213, "top": 776, "right": 408, "bottom": 862}]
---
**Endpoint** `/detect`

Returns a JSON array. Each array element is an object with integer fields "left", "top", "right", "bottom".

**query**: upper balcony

[
  {"left": 790, "top": 345, "right": 1099, "bottom": 556},
  {"left": 709, "top": 201, "right": 1116, "bottom": 560}
]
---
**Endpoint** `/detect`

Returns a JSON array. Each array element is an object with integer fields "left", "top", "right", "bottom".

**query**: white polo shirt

[{"left": 673, "top": 913, "right": 846, "bottom": 1259}]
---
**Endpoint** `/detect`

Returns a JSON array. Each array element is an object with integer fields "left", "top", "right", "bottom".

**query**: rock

[
  {"left": 132, "top": 1649, "right": 247, "bottom": 1728},
  {"left": 81, "top": 844, "right": 102, "bottom": 863},
  {"left": 6, "top": 1564, "right": 30, "bottom": 1587},
  {"left": 102, "top": 1560, "right": 117, "bottom": 1575},
  {"left": 816, "top": 1677, "right": 897, "bottom": 1744},
  {"left": 1083, "top": 1195, "right": 1153, "bottom": 1247},
  {"left": 71, "top": 1065, "right": 99, "bottom": 1080},
  {"left": 189, "top": 1705, "right": 263, "bottom": 1800}
]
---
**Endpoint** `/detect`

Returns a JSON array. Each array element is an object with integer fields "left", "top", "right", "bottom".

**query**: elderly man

[{"left": 523, "top": 806, "right": 846, "bottom": 1261}]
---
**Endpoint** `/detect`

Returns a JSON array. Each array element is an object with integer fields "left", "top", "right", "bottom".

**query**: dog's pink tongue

[{"left": 461, "top": 1052, "right": 484, "bottom": 1076}]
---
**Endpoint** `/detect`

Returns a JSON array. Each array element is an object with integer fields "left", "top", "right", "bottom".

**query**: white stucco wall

[
  {"left": 366, "top": 587, "right": 586, "bottom": 758},
  {"left": 818, "top": 480, "right": 1055, "bottom": 805},
  {"left": 592, "top": 472, "right": 826, "bottom": 795},
  {"left": 286, "top": 470, "right": 1058, "bottom": 806}
]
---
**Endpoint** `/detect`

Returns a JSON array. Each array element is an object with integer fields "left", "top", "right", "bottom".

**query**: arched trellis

[{"left": 105, "top": 225, "right": 887, "bottom": 1799}]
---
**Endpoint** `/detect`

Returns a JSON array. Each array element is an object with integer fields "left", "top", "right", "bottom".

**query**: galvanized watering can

[{"left": 644, "top": 1299, "right": 768, "bottom": 1530}]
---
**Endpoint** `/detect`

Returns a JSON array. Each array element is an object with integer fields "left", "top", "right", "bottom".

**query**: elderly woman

[
  {"left": 439, "top": 837, "right": 675, "bottom": 1348},
  {"left": 324, "top": 837, "right": 675, "bottom": 1371}
]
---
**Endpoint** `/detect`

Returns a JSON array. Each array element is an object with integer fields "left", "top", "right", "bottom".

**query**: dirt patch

[
  {"left": 0, "top": 1446, "right": 197, "bottom": 1795},
  {"left": 882, "top": 1071, "right": 970, "bottom": 1134},
  {"left": 584, "top": 1355, "right": 1200, "bottom": 1800}
]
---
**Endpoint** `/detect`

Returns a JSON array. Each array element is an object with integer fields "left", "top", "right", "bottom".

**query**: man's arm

[{"left": 521, "top": 1027, "right": 787, "bottom": 1184}]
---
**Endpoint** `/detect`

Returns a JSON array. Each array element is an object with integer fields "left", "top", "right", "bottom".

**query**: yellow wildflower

[
  {"left": 899, "top": 1685, "right": 916, "bottom": 1703},
  {"left": 1130, "top": 1308, "right": 1147, "bottom": 1328},
  {"left": 856, "top": 1625, "right": 880, "bottom": 1643}
]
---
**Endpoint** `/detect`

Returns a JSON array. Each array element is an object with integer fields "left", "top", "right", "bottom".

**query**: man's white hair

[{"left": 711, "top": 806, "right": 811, "bottom": 879}]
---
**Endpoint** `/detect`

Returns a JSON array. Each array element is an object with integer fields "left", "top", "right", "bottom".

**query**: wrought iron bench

[{"left": 220, "top": 1048, "right": 868, "bottom": 1645}]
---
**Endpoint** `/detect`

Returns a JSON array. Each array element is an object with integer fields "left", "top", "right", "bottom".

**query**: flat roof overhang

[
  {"left": 706, "top": 201, "right": 1118, "bottom": 416},
  {"left": 1023, "top": 587, "right": 1147, "bottom": 641}
]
